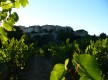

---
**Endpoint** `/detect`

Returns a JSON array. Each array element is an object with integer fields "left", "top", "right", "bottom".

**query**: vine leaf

[
  {"left": 80, "top": 76, "right": 91, "bottom": 80},
  {"left": 19, "top": 0, "right": 29, "bottom": 7},
  {"left": 12, "top": 12, "right": 19, "bottom": 22},
  {"left": 0, "top": 27, "right": 8, "bottom": 42},
  {"left": 50, "top": 64, "right": 66, "bottom": 80},
  {"left": 2, "top": 3, "right": 12, "bottom": 10},
  {"left": 3, "top": 21, "right": 13, "bottom": 31},
  {"left": 72, "top": 53, "right": 102, "bottom": 80},
  {"left": 0, "top": 0, "right": 28, "bottom": 42},
  {"left": 13, "top": 1, "right": 20, "bottom": 8}
]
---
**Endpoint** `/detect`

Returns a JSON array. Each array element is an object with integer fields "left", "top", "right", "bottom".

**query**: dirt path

[{"left": 19, "top": 55, "right": 53, "bottom": 80}]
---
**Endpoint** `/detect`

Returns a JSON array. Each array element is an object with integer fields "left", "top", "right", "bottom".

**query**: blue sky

[{"left": 15, "top": 0, "right": 108, "bottom": 35}]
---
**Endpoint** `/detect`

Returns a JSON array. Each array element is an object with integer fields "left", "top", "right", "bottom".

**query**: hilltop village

[
  {"left": 17, "top": 25, "right": 88, "bottom": 38},
  {"left": 13, "top": 25, "right": 107, "bottom": 45}
]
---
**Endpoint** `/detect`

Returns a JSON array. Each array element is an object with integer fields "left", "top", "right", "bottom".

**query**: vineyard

[
  {"left": 0, "top": 0, "right": 108, "bottom": 80},
  {"left": 50, "top": 38, "right": 108, "bottom": 80},
  {"left": 0, "top": 35, "right": 108, "bottom": 80}
]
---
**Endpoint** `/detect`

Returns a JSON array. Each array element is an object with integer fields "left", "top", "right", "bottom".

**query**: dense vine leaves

[
  {"left": 0, "top": 0, "right": 28, "bottom": 42},
  {"left": 50, "top": 39, "right": 108, "bottom": 80},
  {"left": 50, "top": 52, "right": 102, "bottom": 80},
  {"left": 0, "top": 27, "right": 8, "bottom": 42},
  {"left": 72, "top": 53, "right": 102, "bottom": 80},
  {"left": 0, "top": 0, "right": 29, "bottom": 79},
  {"left": 85, "top": 38, "right": 108, "bottom": 79},
  {"left": 0, "top": 35, "right": 35, "bottom": 79}
]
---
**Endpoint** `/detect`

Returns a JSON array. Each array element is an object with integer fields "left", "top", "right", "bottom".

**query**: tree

[
  {"left": 99, "top": 32, "right": 107, "bottom": 39},
  {"left": 6, "top": 25, "right": 24, "bottom": 40},
  {"left": 57, "top": 30, "right": 74, "bottom": 43},
  {"left": 0, "top": 0, "right": 28, "bottom": 42}
]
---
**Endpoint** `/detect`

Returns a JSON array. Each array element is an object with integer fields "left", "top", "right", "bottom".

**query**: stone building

[{"left": 74, "top": 29, "right": 88, "bottom": 36}]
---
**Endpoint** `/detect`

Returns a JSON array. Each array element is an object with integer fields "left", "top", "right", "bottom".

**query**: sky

[{"left": 14, "top": 0, "right": 108, "bottom": 35}]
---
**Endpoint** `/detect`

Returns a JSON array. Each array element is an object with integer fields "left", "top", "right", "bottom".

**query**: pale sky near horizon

[{"left": 14, "top": 0, "right": 108, "bottom": 35}]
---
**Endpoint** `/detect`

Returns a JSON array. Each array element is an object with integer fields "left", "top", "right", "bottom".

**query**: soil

[{"left": 18, "top": 55, "right": 54, "bottom": 80}]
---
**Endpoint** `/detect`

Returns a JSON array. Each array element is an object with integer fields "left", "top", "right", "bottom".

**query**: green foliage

[
  {"left": 48, "top": 43, "right": 73, "bottom": 63},
  {"left": 39, "top": 39, "right": 80, "bottom": 64},
  {"left": 99, "top": 33, "right": 107, "bottom": 39},
  {"left": 50, "top": 59, "right": 69, "bottom": 80},
  {"left": 0, "top": 35, "right": 36, "bottom": 79},
  {"left": 19, "top": 0, "right": 29, "bottom": 7},
  {"left": 66, "top": 38, "right": 70, "bottom": 44},
  {"left": 85, "top": 38, "right": 108, "bottom": 79},
  {"left": 76, "top": 36, "right": 91, "bottom": 52},
  {"left": 0, "top": 35, "right": 35, "bottom": 69},
  {"left": 50, "top": 38, "right": 108, "bottom": 80},
  {"left": 50, "top": 52, "right": 102, "bottom": 80},
  {"left": 50, "top": 64, "right": 66, "bottom": 80},
  {"left": 0, "top": 0, "right": 28, "bottom": 42},
  {"left": 6, "top": 25, "right": 24, "bottom": 40},
  {"left": 65, "top": 59, "right": 69, "bottom": 70},
  {"left": 0, "top": 27, "right": 8, "bottom": 42},
  {"left": 72, "top": 53, "right": 102, "bottom": 80},
  {"left": 57, "top": 30, "right": 73, "bottom": 42}
]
